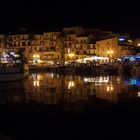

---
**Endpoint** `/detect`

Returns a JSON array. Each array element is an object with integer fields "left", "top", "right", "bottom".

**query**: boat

[{"left": 0, "top": 48, "right": 29, "bottom": 82}]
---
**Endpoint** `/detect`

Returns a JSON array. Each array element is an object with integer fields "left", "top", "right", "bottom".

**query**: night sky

[{"left": 0, "top": 0, "right": 140, "bottom": 37}]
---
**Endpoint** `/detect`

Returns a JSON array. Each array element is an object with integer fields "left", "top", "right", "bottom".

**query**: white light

[
  {"left": 51, "top": 73, "right": 54, "bottom": 77},
  {"left": 138, "top": 92, "right": 140, "bottom": 97},
  {"left": 84, "top": 78, "right": 88, "bottom": 82},
  {"left": 119, "top": 38, "right": 125, "bottom": 41},
  {"left": 68, "top": 81, "right": 75, "bottom": 89}
]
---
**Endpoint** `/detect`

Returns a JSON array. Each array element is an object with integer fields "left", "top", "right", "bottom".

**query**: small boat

[{"left": 0, "top": 48, "right": 29, "bottom": 82}]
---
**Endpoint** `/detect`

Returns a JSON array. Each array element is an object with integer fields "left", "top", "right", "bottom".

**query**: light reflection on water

[{"left": 1, "top": 73, "right": 140, "bottom": 106}]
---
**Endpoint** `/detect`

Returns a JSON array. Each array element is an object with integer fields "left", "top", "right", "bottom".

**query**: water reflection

[{"left": 1, "top": 73, "right": 140, "bottom": 106}]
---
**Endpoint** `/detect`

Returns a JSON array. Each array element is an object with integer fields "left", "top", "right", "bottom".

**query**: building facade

[
  {"left": 95, "top": 37, "right": 119, "bottom": 58},
  {"left": 0, "top": 27, "right": 137, "bottom": 64}
]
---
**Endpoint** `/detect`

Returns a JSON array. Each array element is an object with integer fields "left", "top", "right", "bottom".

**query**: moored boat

[{"left": 0, "top": 48, "right": 29, "bottom": 82}]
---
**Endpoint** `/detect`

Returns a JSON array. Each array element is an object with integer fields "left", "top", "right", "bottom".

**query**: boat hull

[{"left": 0, "top": 74, "right": 24, "bottom": 82}]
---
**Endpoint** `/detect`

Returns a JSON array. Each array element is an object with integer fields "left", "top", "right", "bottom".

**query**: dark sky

[{"left": 0, "top": 0, "right": 140, "bottom": 37}]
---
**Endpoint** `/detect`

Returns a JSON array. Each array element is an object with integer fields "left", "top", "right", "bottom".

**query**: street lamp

[
  {"left": 107, "top": 50, "right": 114, "bottom": 62},
  {"left": 107, "top": 50, "right": 113, "bottom": 57},
  {"left": 68, "top": 53, "right": 75, "bottom": 58},
  {"left": 68, "top": 53, "right": 75, "bottom": 64},
  {"left": 33, "top": 54, "right": 40, "bottom": 65}
]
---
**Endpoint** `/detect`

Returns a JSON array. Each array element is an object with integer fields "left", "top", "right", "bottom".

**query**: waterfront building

[
  {"left": 0, "top": 27, "right": 138, "bottom": 65},
  {"left": 43, "top": 32, "right": 63, "bottom": 65},
  {"left": 75, "top": 35, "right": 96, "bottom": 59},
  {"left": 95, "top": 37, "right": 119, "bottom": 58},
  {"left": 7, "top": 34, "right": 44, "bottom": 64}
]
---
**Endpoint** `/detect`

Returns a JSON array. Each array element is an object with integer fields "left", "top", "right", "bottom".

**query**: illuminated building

[
  {"left": 75, "top": 35, "right": 96, "bottom": 59},
  {"left": 7, "top": 34, "right": 44, "bottom": 63},
  {"left": 0, "top": 27, "right": 137, "bottom": 65},
  {"left": 96, "top": 37, "right": 118, "bottom": 58},
  {"left": 63, "top": 34, "right": 77, "bottom": 61},
  {"left": 43, "top": 32, "right": 62, "bottom": 64}
]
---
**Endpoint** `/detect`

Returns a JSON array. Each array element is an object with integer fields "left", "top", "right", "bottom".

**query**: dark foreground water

[{"left": 1, "top": 72, "right": 140, "bottom": 139}]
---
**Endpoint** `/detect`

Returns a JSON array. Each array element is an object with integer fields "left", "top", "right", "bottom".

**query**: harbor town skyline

[
  {"left": 1, "top": 1, "right": 140, "bottom": 139},
  {"left": 1, "top": 26, "right": 140, "bottom": 67}
]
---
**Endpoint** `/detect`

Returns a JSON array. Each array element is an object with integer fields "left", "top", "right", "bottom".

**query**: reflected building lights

[
  {"left": 57, "top": 74, "right": 59, "bottom": 78},
  {"left": 138, "top": 92, "right": 140, "bottom": 97},
  {"left": 68, "top": 81, "right": 75, "bottom": 90},
  {"left": 33, "top": 80, "right": 40, "bottom": 87},
  {"left": 51, "top": 73, "right": 54, "bottom": 78},
  {"left": 107, "top": 85, "right": 114, "bottom": 92},
  {"left": 84, "top": 76, "right": 109, "bottom": 84},
  {"left": 32, "top": 74, "right": 43, "bottom": 80},
  {"left": 116, "top": 77, "right": 121, "bottom": 83}
]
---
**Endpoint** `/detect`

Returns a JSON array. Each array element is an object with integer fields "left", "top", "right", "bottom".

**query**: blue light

[
  {"left": 119, "top": 38, "right": 125, "bottom": 41},
  {"left": 130, "top": 79, "right": 137, "bottom": 85},
  {"left": 124, "top": 79, "right": 140, "bottom": 86}
]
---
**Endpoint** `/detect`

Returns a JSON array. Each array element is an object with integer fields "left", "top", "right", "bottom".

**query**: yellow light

[
  {"left": 138, "top": 92, "right": 140, "bottom": 97},
  {"left": 68, "top": 53, "right": 75, "bottom": 57},
  {"left": 107, "top": 86, "right": 110, "bottom": 92},
  {"left": 33, "top": 80, "right": 40, "bottom": 87},
  {"left": 107, "top": 85, "right": 113, "bottom": 92},
  {"left": 107, "top": 51, "right": 109, "bottom": 54},
  {"left": 37, "top": 81, "right": 40, "bottom": 86},
  {"left": 37, "top": 74, "right": 43, "bottom": 80},
  {"left": 128, "top": 40, "right": 132, "bottom": 43},
  {"left": 137, "top": 43, "right": 140, "bottom": 47},
  {"left": 111, "top": 86, "right": 113, "bottom": 91},
  {"left": 110, "top": 50, "right": 114, "bottom": 54},
  {"left": 33, "top": 54, "right": 40, "bottom": 58},
  {"left": 36, "top": 55, "right": 40, "bottom": 58},
  {"left": 68, "top": 81, "right": 75, "bottom": 89}
]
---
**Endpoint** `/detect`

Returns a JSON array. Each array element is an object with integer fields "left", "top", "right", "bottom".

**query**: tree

[{"left": 18, "top": 48, "right": 28, "bottom": 72}]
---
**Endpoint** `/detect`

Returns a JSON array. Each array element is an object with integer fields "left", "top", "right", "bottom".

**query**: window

[
  {"left": 83, "top": 51, "right": 87, "bottom": 55},
  {"left": 76, "top": 44, "right": 78, "bottom": 48},
  {"left": 39, "top": 47, "right": 43, "bottom": 52},
  {"left": 34, "top": 47, "right": 37, "bottom": 51},
  {"left": 22, "top": 42, "right": 25, "bottom": 46},
  {"left": 28, "top": 48, "right": 31, "bottom": 52},
  {"left": 69, "top": 42, "right": 72, "bottom": 46},
  {"left": 76, "top": 51, "right": 79, "bottom": 55},
  {"left": 50, "top": 47, "right": 55, "bottom": 51},
  {"left": 28, "top": 42, "right": 31, "bottom": 46},
  {"left": 90, "top": 45, "right": 93, "bottom": 49}
]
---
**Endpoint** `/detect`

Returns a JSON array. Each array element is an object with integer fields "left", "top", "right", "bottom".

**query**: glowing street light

[
  {"left": 68, "top": 53, "right": 75, "bottom": 58},
  {"left": 33, "top": 54, "right": 40, "bottom": 65},
  {"left": 110, "top": 50, "right": 114, "bottom": 54},
  {"left": 33, "top": 54, "right": 40, "bottom": 58},
  {"left": 107, "top": 50, "right": 114, "bottom": 59},
  {"left": 107, "top": 51, "right": 110, "bottom": 54},
  {"left": 137, "top": 43, "right": 140, "bottom": 47}
]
